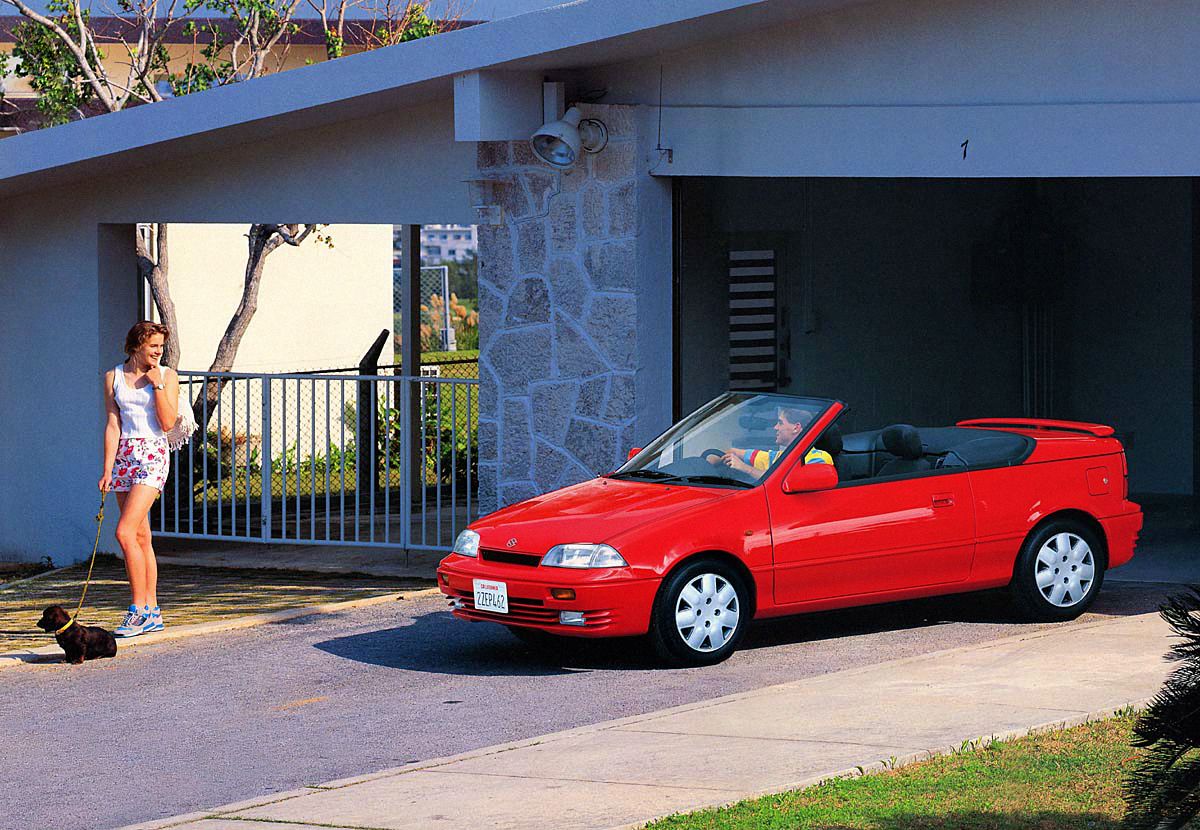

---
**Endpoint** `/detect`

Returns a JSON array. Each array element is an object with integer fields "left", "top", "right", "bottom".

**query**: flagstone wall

[{"left": 475, "top": 104, "right": 646, "bottom": 514}]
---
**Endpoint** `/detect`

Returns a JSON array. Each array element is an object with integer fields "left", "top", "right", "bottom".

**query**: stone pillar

[{"left": 476, "top": 104, "right": 642, "bottom": 514}]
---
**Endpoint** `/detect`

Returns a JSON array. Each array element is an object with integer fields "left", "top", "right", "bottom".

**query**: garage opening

[{"left": 675, "top": 177, "right": 1195, "bottom": 515}]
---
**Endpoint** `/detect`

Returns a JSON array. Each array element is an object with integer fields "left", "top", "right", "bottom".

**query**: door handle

[{"left": 932, "top": 494, "right": 955, "bottom": 508}]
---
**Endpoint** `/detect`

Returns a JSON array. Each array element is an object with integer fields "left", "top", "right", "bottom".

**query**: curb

[{"left": 0, "top": 586, "right": 442, "bottom": 670}]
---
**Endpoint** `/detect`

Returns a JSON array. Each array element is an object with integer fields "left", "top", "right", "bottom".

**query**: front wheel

[
  {"left": 1009, "top": 519, "right": 1106, "bottom": 622},
  {"left": 649, "top": 559, "right": 749, "bottom": 667}
]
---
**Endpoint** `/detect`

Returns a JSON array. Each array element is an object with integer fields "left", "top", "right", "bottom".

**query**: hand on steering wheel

[{"left": 701, "top": 448, "right": 725, "bottom": 465}]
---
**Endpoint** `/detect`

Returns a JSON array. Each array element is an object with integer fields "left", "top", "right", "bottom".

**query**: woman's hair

[{"left": 124, "top": 321, "right": 171, "bottom": 356}]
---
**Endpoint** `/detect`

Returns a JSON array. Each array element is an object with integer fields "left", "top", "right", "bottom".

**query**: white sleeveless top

[{"left": 113, "top": 363, "right": 166, "bottom": 439}]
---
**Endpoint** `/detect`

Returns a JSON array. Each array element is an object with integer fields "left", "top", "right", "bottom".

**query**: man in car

[{"left": 710, "top": 406, "right": 833, "bottom": 479}]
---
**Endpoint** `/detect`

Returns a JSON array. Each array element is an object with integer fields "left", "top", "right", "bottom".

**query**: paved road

[{"left": 0, "top": 581, "right": 1175, "bottom": 830}]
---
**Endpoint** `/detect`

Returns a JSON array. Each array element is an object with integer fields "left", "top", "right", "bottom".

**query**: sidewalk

[
  {"left": 0, "top": 554, "right": 429, "bottom": 654},
  {"left": 122, "top": 609, "right": 1174, "bottom": 830}
]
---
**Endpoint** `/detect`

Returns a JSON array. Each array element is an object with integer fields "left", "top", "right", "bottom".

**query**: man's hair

[
  {"left": 779, "top": 407, "right": 814, "bottom": 427},
  {"left": 124, "top": 321, "right": 170, "bottom": 356}
]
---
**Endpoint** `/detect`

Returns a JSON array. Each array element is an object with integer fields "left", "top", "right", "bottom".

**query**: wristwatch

[{"left": 153, "top": 381, "right": 165, "bottom": 390}]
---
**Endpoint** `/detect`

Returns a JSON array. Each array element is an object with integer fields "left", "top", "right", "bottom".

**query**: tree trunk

[
  {"left": 192, "top": 223, "right": 316, "bottom": 429},
  {"left": 137, "top": 223, "right": 181, "bottom": 368}
]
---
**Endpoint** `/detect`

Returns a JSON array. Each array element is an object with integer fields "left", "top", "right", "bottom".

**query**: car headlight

[
  {"left": 452, "top": 529, "right": 480, "bottom": 557},
  {"left": 541, "top": 543, "right": 628, "bottom": 569}
]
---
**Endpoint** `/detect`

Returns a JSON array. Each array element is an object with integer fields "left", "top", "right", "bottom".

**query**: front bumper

[{"left": 437, "top": 553, "right": 659, "bottom": 637}]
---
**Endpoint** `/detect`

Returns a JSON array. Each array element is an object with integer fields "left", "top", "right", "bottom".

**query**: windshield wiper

[
  {"left": 674, "top": 475, "right": 754, "bottom": 489},
  {"left": 609, "top": 469, "right": 676, "bottom": 480}
]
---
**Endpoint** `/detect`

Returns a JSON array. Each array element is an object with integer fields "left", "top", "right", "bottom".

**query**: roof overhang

[{"left": 0, "top": 0, "right": 864, "bottom": 198}]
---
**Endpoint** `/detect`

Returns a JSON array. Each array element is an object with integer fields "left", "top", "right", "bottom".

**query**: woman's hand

[
  {"left": 145, "top": 364, "right": 163, "bottom": 387},
  {"left": 98, "top": 472, "right": 112, "bottom": 493}
]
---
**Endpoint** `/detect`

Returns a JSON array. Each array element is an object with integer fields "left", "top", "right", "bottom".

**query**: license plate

[{"left": 473, "top": 578, "right": 509, "bottom": 614}]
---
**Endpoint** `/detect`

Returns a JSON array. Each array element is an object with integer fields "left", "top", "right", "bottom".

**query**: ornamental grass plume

[{"left": 1123, "top": 585, "right": 1200, "bottom": 829}]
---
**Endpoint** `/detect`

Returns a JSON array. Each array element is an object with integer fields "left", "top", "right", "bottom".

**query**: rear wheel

[
  {"left": 1009, "top": 519, "right": 1106, "bottom": 622},
  {"left": 649, "top": 559, "right": 749, "bottom": 667}
]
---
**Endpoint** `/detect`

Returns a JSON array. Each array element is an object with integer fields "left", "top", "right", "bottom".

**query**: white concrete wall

[
  {"left": 588, "top": 0, "right": 1200, "bottom": 108},
  {"left": 0, "top": 97, "right": 474, "bottom": 563},
  {"left": 578, "top": 0, "right": 1200, "bottom": 179},
  {"left": 162, "top": 223, "right": 394, "bottom": 374},
  {"left": 150, "top": 222, "right": 395, "bottom": 461}
]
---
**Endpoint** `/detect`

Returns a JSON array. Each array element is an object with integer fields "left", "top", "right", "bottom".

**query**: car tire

[
  {"left": 1009, "top": 518, "right": 1106, "bottom": 622},
  {"left": 649, "top": 558, "right": 749, "bottom": 667}
]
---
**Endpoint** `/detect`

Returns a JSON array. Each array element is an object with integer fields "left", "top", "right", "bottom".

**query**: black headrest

[
  {"left": 882, "top": 424, "right": 923, "bottom": 459},
  {"left": 814, "top": 423, "right": 843, "bottom": 455}
]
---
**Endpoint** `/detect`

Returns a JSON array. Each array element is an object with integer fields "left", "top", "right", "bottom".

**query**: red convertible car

[{"left": 438, "top": 393, "right": 1142, "bottom": 666}]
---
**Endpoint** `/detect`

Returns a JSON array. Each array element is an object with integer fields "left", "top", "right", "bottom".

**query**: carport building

[{"left": 0, "top": 0, "right": 1195, "bottom": 563}]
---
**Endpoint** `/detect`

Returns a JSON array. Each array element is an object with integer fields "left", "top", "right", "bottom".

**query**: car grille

[
  {"left": 449, "top": 589, "right": 559, "bottom": 624},
  {"left": 448, "top": 590, "right": 614, "bottom": 628},
  {"left": 480, "top": 549, "right": 542, "bottom": 567}
]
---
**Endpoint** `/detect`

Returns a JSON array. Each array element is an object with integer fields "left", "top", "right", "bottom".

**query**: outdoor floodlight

[{"left": 530, "top": 107, "right": 609, "bottom": 169}]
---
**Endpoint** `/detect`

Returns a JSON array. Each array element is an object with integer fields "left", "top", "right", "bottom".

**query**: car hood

[{"left": 470, "top": 477, "right": 734, "bottom": 556}]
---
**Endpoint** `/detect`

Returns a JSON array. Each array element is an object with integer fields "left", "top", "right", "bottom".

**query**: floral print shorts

[{"left": 112, "top": 437, "right": 170, "bottom": 492}]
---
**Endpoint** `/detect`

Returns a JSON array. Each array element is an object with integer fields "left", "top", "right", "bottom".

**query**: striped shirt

[
  {"left": 113, "top": 363, "right": 166, "bottom": 439},
  {"left": 743, "top": 447, "right": 833, "bottom": 472}
]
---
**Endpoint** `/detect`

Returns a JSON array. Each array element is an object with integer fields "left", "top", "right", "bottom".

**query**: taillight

[{"left": 1121, "top": 451, "right": 1129, "bottom": 500}]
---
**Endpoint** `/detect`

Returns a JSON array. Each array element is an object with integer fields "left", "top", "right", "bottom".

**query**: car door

[{"left": 768, "top": 467, "right": 977, "bottom": 606}]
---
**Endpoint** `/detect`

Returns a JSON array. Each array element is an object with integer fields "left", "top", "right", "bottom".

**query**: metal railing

[{"left": 151, "top": 369, "right": 478, "bottom": 554}]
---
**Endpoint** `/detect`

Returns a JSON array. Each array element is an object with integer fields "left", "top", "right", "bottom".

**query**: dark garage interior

[{"left": 676, "top": 176, "right": 1195, "bottom": 502}]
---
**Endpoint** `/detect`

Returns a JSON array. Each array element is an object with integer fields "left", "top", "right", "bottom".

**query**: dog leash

[{"left": 55, "top": 491, "right": 107, "bottom": 635}]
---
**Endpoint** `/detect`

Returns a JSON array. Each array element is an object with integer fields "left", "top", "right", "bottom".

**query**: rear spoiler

[{"left": 956, "top": 418, "right": 1115, "bottom": 437}]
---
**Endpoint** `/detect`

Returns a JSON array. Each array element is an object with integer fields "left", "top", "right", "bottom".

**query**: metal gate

[{"left": 150, "top": 369, "right": 478, "bottom": 553}]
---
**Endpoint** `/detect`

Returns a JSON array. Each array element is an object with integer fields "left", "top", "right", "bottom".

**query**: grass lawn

[
  {"left": 647, "top": 713, "right": 1140, "bottom": 830},
  {"left": 422, "top": 349, "right": 480, "bottom": 368}
]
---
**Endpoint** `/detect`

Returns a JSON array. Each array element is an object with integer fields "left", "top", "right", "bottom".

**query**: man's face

[{"left": 774, "top": 411, "right": 808, "bottom": 446}]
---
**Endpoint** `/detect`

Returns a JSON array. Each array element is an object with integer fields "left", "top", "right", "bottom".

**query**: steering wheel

[{"left": 700, "top": 448, "right": 725, "bottom": 464}]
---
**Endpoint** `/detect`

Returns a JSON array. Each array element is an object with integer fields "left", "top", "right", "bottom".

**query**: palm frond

[{"left": 1124, "top": 586, "right": 1200, "bottom": 829}]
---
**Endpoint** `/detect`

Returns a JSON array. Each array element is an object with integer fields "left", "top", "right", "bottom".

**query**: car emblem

[{"left": 506, "top": 538, "right": 518, "bottom": 548}]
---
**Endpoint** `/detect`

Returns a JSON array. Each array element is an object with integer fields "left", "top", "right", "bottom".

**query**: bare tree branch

[{"left": 1, "top": 0, "right": 118, "bottom": 110}]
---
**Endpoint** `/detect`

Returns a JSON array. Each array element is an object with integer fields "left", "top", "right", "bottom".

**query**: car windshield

[{"left": 612, "top": 393, "right": 836, "bottom": 488}]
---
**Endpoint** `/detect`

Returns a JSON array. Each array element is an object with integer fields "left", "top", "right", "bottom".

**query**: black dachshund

[{"left": 36, "top": 605, "right": 117, "bottom": 664}]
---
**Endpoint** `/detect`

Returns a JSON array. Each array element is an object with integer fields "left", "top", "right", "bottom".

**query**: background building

[{"left": 419, "top": 224, "right": 477, "bottom": 261}]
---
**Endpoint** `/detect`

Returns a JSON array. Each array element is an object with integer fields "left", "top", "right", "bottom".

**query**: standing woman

[{"left": 100, "top": 321, "right": 189, "bottom": 637}]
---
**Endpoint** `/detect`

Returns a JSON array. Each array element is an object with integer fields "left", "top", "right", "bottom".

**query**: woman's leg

[
  {"left": 114, "top": 485, "right": 159, "bottom": 609},
  {"left": 136, "top": 508, "right": 158, "bottom": 610}
]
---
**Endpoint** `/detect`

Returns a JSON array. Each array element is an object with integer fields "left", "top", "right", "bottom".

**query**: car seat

[
  {"left": 876, "top": 424, "right": 933, "bottom": 477},
  {"left": 813, "top": 423, "right": 846, "bottom": 477}
]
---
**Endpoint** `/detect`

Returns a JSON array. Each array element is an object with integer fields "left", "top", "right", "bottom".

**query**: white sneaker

[
  {"left": 146, "top": 606, "right": 164, "bottom": 633},
  {"left": 115, "top": 605, "right": 153, "bottom": 637}
]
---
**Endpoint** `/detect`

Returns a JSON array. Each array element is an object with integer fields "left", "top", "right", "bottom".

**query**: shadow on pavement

[
  {"left": 315, "top": 582, "right": 1177, "bottom": 675},
  {"left": 313, "top": 609, "right": 658, "bottom": 674},
  {"left": 740, "top": 580, "right": 1175, "bottom": 653}
]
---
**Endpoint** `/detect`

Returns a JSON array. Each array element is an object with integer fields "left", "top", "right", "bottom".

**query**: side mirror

[
  {"left": 782, "top": 462, "right": 838, "bottom": 494},
  {"left": 627, "top": 447, "right": 642, "bottom": 461}
]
